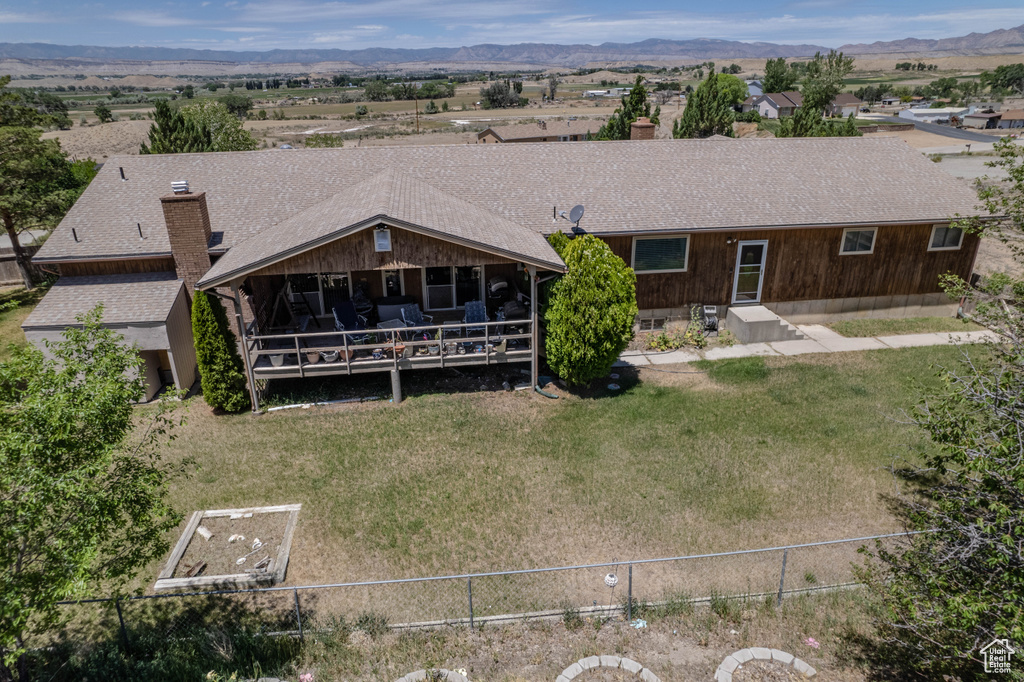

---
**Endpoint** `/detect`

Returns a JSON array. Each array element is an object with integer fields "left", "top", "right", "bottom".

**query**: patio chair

[
  {"left": 400, "top": 303, "right": 433, "bottom": 329},
  {"left": 462, "top": 300, "right": 489, "bottom": 336},
  {"left": 332, "top": 300, "right": 369, "bottom": 343}
]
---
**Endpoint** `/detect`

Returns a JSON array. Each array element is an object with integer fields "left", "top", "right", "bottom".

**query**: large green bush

[
  {"left": 191, "top": 290, "right": 249, "bottom": 412},
  {"left": 544, "top": 233, "right": 637, "bottom": 385}
]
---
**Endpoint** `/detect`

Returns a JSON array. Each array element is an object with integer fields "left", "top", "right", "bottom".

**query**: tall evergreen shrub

[
  {"left": 544, "top": 233, "right": 637, "bottom": 385},
  {"left": 191, "top": 290, "right": 249, "bottom": 412}
]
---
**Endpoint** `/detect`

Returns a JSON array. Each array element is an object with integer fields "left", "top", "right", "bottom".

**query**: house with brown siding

[
  {"left": 477, "top": 119, "right": 602, "bottom": 143},
  {"left": 28, "top": 135, "right": 981, "bottom": 407}
]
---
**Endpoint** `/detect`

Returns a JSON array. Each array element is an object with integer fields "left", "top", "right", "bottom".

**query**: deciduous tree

[
  {"left": 0, "top": 308, "right": 186, "bottom": 680},
  {"left": 762, "top": 57, "right": 798, "bottom": 95},
  {"left": 777, "top": 51, "right": 857, "bottom": 138},
  {"left": 858, "top": 137, "right": 1024, "bottom": 679},
  {"left": 93, "top": 103, "right": 112, "bottom": 123},
  {"left": 0, "top": 128, "right": 93, "bottom": 289},
  {"left": 179, "top": 100, "right": 258, "bottom": 152}
]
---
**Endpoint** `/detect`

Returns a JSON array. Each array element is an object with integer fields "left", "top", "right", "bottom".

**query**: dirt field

[
  {"left": 862, "top": 128, "right": 970, "bottom": 149},
  {"left": 42, "top": 119, "right": 151, "bottom": 160}
]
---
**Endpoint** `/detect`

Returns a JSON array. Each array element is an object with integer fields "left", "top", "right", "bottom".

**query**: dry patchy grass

[{"left": 151, "top": 345, "right": 965, "bottom": 592}]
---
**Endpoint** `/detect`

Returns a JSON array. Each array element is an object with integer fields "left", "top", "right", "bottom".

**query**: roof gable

[{"left": 197, "top": 168, "right": 564, "bottom": 287}]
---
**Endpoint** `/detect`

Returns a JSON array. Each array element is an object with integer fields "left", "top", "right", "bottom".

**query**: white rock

[{"left": 195, "top": 526, "right": 212, "bottom": 541}]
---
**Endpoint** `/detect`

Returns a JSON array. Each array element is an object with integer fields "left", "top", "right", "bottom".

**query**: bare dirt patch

[
  {"left": 862, "top": 128, "right": 963, "bottom": 149},
  {"left": 42, "top": 120, "right": 150, "bottom": 160},
  {"left": 171, "top": 512, "right": 289, "bottom": 579},
  {"left": 732, "top": 659, "right": 807, "bottom": 681}
]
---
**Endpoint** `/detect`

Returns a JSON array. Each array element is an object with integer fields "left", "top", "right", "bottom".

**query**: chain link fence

[{"left": 52, "top": 532, "right": 914, "bottom": 653}]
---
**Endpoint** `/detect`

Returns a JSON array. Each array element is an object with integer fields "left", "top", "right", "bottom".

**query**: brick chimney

[
  {"left": 160, "top": 189, "right": 212, "bottom": 295},
  {"left": 630, "top": 117, "right": 656, "bottom": 140}
]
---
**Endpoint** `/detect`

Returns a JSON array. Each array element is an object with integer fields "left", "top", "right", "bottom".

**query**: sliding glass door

[{"left": 424, "top": 266, "right": 482, "bottom": 310}]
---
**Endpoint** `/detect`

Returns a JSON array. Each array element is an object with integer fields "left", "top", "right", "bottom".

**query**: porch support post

[
  {"left": 230, "top": 281, "right": 261, "bottom": 413},
  {"left": 390, "top": 369, "right": 402, "bottom": 404},
  {"left": 528, "top": 265, "right": 538, "bottom": 390}
]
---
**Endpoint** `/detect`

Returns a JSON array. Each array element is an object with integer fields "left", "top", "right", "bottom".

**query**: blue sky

[{"left": 1, "top": 1, "right": 1022, "bottom": 51}]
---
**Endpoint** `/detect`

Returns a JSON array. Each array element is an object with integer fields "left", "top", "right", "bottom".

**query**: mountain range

[{"left": 1, "top": 24, "right": 1022, "bottom": 69}]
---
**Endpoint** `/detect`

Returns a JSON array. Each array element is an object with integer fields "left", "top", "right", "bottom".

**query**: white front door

[{"left": 732, "top": 240, "right": 768, "bottom": 304}]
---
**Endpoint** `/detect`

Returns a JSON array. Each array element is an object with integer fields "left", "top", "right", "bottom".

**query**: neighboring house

[
  {"left": 961, "top": 111, "right": 1002, "bottom": 129},
  {"left": 477, "top": 119, "right": 601, "bottom": 143},
  {"left": 30, "top": 134, "right": 980, "bottom": 407},
  {"left": 741, "top": 91, "right": 802, "bottom": 118},
  {"left": 826, "top": 93, "right": 864, "bottom": 118},
  {"left": 968, "top": 102, "right": 1001, "bottom": 114},
  {"left": 996, "top": 109, "right": 1024, "bottom": 129},
  {"left": 898, "top": 106, "right": 969, "bottom": 123},
  {"left": 746, "top": 80, "right": 763, "bottom": 97},
  {"left": 880, "top": 96, "right": 901, "bottom": 106}
]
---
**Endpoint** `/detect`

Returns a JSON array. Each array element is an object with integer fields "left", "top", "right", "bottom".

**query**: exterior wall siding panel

[{"left": 600, "top": 224, "right": 979, "bottom": 310}]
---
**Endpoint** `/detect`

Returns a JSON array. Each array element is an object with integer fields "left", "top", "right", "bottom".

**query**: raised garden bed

[{"left": 154, "top": 504, "right": 301, "bottom": 592}]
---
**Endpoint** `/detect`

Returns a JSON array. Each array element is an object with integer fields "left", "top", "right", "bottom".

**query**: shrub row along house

[{"left": 24, "top": 134, "right": 980, "bottom": 406}]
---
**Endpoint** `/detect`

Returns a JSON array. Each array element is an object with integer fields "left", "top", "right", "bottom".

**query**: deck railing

[{"left": 244, "top": 318, "right": 533, "bottom": 378}]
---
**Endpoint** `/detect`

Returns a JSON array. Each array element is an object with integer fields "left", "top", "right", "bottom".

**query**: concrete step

[{"left": 725, "top": 305, "right": 806, "bottom": 344}]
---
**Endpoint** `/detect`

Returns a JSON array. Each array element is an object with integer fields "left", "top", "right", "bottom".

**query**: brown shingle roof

[
  {"left": 22, "top": 273, "right": 182, "bottom": 328},
  {"left": 1000, "top": 109, "right": 1024, "bottom": 121},
  {"left": 479, "top": 119, "right": 602, "bottom": 141},
  {"left": 37, "top": 138, "right": 982, "bottom": 268},
  {"left": 198, "top": 168, "right": 564, "bottom": 287}
]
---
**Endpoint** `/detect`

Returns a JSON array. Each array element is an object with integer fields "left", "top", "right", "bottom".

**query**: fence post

[
  {"left": 467, "top": 577, "right": 474, "bottom": 630},
  {"left": 293, "top": 589, "right": 304, "bottom": 640},
  {"left": 777, "top": 548, "right": 788, "bottom": 607},
  {"left": 114, "top": 598, "right": 131, "bottom": 654},
  {"left": 627, "top": 564, "right": 633, "bottom": 622}
]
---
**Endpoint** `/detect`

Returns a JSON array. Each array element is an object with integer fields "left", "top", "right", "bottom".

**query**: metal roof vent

[{"left": 171, "top": 180, "right": 190, "bottom": 194}]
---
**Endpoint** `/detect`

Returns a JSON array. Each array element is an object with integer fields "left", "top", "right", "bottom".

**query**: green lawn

[
  {"left": 154, "top": 345, "right": 970, "bottom": 588},
  {"left": 828, "top": 316, "right": 983, "bottom": 338}
]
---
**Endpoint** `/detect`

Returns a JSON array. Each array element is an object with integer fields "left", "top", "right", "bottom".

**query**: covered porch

[
  {"left": 196, "top": 168, "right": 565, "bottom": 410},
  {"left": 239, "top": 265, "right": 537, "bottom": 382}
]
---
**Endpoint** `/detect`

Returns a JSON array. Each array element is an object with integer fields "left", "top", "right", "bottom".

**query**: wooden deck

[{"left": 246, "top": 318, "right": 533, "bottom": 380}]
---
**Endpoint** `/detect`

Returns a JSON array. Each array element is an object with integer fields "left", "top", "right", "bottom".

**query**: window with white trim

[
  {"left": 632, "top": 236, "right": 689, "bottom": 273},
  {"left": 929, "top": 225, "right": 964, "bottom": 251},
  {"left": 840, "top": 228, "right": 876, "bottom": 255}
]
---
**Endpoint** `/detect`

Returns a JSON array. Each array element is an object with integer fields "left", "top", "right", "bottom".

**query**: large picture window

[
  {"left": 840, "top": 228, "right": 876, "bottom": 255},
  {"left": 632, "top": 236, "right": 689, "bottom": 273},
  {"left": 929, "top": 225, "right": 964, "bottom": 251}
]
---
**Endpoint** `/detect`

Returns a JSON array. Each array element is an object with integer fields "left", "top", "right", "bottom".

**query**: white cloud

[
  {"left": 234, "top": 0, "right": 550, "bottom": 24},
  {"left": 0, "top": 11, "right": 56, "bottom": 23},
  {"left": 111, "top": 10, "right": 201, "bottom": 27}
]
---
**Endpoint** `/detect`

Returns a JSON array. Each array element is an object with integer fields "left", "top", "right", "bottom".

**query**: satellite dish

[{"left": 569, "top": 204, "right": 585, "bottom": 224}]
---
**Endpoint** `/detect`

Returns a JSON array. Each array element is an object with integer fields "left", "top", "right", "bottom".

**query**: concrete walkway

[{"left": 616, "top": 325, "right": 998, "bottom": 367}]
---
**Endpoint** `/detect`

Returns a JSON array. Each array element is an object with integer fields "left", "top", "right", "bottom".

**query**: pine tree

[
  {"left": 672, "top": 71, "right": 735, "bottom": 139},
  {"left": 190, "top": 290, "right": 249, "bottom": 412},
  {"left": 595, "top": 75, "right": 660, "bottom": 140},
  {"left": 140, "top": 100, "right": 213, "bottom": 154}
]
